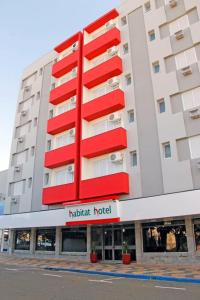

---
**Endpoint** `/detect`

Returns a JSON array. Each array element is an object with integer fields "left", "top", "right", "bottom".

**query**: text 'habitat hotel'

[{"left": 1, "top": 0, "right": 200, "bottom": 263}]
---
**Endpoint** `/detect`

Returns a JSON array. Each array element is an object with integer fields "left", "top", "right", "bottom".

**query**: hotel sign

[{"left": 65, "top": 200, "right": 120, "bottom": 225}]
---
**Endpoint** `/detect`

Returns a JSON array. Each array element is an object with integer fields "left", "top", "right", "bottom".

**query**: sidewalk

[{"left": 1, "top": 254, "right": 200, "bottom": 283}]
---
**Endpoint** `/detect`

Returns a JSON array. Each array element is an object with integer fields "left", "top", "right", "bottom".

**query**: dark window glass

[
  {"left": 194, "top": 224, "right": 200, "bottom": 251},
  {"left": 122, "top": 226, "right": 135, "bottom": 245},
  {"left": 15, "top": 230, "right": 31, "bottom": 250},
  {"left": 62, "top": 227, "right": 87, "bottom": 252},
  {"left": 36, "top": 228, "right": 56, "bottom": 251},
  {"left": 142, "top": 221, "right": 188, "bottom": 252}
]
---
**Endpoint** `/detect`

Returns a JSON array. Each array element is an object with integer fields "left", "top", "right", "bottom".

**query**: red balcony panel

[
  {"left": 49, "top": 78, "right": 77, "bottom": 105},
  {"left": 84, "top": 28, "right": 121, "bottom": 60},
  {"left": 42, "top": 183, "right": 76, "bottom": 205},
  {"left": 83, "top": 56, "right": 122, "bottom": 89},
  {"left": 45, "top": 143, "right": 75, "bottom": 169},
  {"left": 80, "top": 172, "right": 129, "bottom": 199},
  {"left": 82, "top": 89, "right": 125, "bottom": 121},
  {"left": 52, "top": 51, "right": 79, "bottom": 78},
  {"left": 84, "top": 9, "right": 119, "bottom": 34},
  {"left": 54, "top": 32, "right": 81, "bottom": 53},
  {"left": 81, "top": 127, "right": 127, "bottom": 158},
  {"left": 48, "top": 109, "right": 76, "bottom": 135}
]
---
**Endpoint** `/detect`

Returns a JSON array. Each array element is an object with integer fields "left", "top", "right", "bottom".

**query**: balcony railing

[
  {"left": 88, "top": 81, "right": 120, "bottom": 102},
  {"left": 86, "top": 50, "right": 119, "bottom": 71},
  {"left": 86, "top": 22, "right": 118, "bottom": 44},
  {"left": 56, "top": 68, "right": 77, "bottom": 87}
]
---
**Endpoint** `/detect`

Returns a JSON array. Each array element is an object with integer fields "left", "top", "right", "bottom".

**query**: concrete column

[
  {"left": 135, "top": 222, "right": 143, "bottom": 263},
  {"left": 8, "top": 229, "right": 15, "bottom": 255},
  {"left": 87, "top": 225, "right": 91, "bottom": 260},
  {"left": 55, "top": 226, "right": 61, "bottom": 257},
  {"left": 30, "top": 228, "right": 36, "bottom": 255},
  {"left": 185, "top": 217, "right": 195, "bottom": 256}
]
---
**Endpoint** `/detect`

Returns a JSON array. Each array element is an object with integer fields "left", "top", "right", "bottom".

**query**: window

[
  {"left": 47, "top": 140, "right": 52, "bottom": 151},
  {"left": 53, "top": 167, "right": 74, "bottom": 185},
  {"left": 62, "top": 227, "right": 87, "bottom": 252},
  {"left": 153, "top": 61, "right": 160, "bottom": 73},
  {"left": 49, "top": 109, "right": 54, "bottom": 119},
  {"left": 163, "top": 142, "right": 171, "bottom": 158},
  {"left": 93, "top": 156, "right": 123, "bottom": 178},
  {"left": 15, "top": 230, "right": 31, "bottom": 250},
  {"left": 189, "top": 135, "right": 200, "bottom": 159},
  {"left": 33, "top": 117, "right": 37, "bottom": 127},
  {"left": 175, "top": 47, "right": 197, "bottom": 70},
  {"left": 15, "top": 150, "right": 28, "bottom": 165},
  {"left": 148, "top": 30, "right": 155, "bottom": 41},
  {"left": 128, "top": 109, "right": 135, "bottom": 123},
  {"left": 182, "top": 87, "right": 200, "bottom": 111},
  {"left": 142, "top": 220, "right": 188, "bottom": 252},
  {"left": 36, "top": 228, "right": 56, "bottom": 251},
  {"left": 158, "top": 99, "right": 165, "bottom": 113},
  {"left": 31, "top": 146, "right": 35, "bottom": 156},
  {"left": 144, "top": 1, "right": 151, "bottom": 12},
  {"left": 44, "top": 173, "right": 49, "bottom": 186},
  {"left": 36, "top": 91, "right": 40, "bottom": 100},
  {"left": 130, "top": 151, "right": 137, "bottom": 167},
  {"left": 121, "top": 16, "right": 127, "bottom": 26},
  {"left": 169, "top": 15, "right": 189, "bottom": 35},
  {"left": 28, "top": 177, "right": 32, "bottom": 188},
  {"left": 10, "top": 180, "right": 25, "bottom": 196},
  {"left": 54, "top": 130, "right": 75, "bottom": 149},
  {"left": 125, "top": 74, "right": 132, "bottom": 86},
  {"left": 123, "top": 43, "right": 129, "bottom": 55},
  {"left": 194, "top": 220, "right": 200, "bottom": 251}
]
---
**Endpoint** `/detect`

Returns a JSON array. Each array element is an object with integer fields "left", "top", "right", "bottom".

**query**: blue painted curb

[{"left": 44, "top": 267, "right": 200, "bottom": 284}]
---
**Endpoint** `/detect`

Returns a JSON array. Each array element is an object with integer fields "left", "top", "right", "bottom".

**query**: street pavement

[{"left": 0, "top": 262, "right": 200, "bottom": 300}]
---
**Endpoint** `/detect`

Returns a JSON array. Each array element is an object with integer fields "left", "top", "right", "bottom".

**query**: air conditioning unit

[
  {"left": 67, "top": 164, "right": 74, "bottom": 173},
  {"left": 107, "top": 46, "right": 118, "bottom": 57},
  {"left": 24, "top": 86, "right": 30, "bottom": 92},
  {"left": 189, "top": 108, "right": 200, "bottom": 119},
  {"left": 181, "top": 66, "right": 192, "bottom": 76},
  {"left": 72, "top": 68, "right": 77, "bottom": 76},
  {"left": 11, "top": 197, "right": 17, "bottom": 204},
  {"left": 197, "top": 161, "right": 200, "bottom": 169},
  {"left": 107, "top": 77, "right": 120, "bottom": 88},
  {"left": 169, "top": 0, "right": 177, "bottom": 7},
  {"left": 21, "top": 110, "right": 27, "bottom": 117},
  {"left": 18, "top": 137, "right": 24, "bottom": 143},
  {"left": 70, "top": 96, "right": 76, "bottom": 104},
  {"left": 105, "top": 20, "right": 116, "bottom": 30},
  {"left": 109, "top": 112, "right": 121, "bottom": 122},
  {"left": 72, "top": 42, "right": 78, "bottom": 52},
  {"left": 69, "top": 128, "right": 75, "bottom": 137},
  {"left": 174, "top": 30, "right": 184, "bottom": 40},
  {"left": 14, "top": 166, "right": 21, "bottom": 172},
  {"left": 109, "top": 152, "right": 123, "bottom": 163}
]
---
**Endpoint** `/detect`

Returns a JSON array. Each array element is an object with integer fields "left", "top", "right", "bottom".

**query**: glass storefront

[
  {"left": 15, "top": 229, "right": 31, "bottom": 250},
  {"left": 91, "top": 224, "right": 136, "bottom": 261},
  {"left": 142, "top": 220, "right": 188, "bottom": 252},
  {"left": 62, "top": 227, "right": 87, "bottom": 252},
  {"left": 35, "top": 228, "right": 56, "bottom": 251}
]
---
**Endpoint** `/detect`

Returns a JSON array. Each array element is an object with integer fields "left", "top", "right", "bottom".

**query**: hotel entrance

[{"left": 91, "top": 224, "right": 136, "bottom": 262}]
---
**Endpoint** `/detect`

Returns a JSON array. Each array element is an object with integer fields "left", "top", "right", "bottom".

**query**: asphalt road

[{"left": 0, "top": 263, "right": 200, "bottom": 300}]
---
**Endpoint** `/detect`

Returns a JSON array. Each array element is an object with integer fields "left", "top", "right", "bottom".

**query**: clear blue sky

[{"left": 0, "top": 0, "right": 119, "bottom": 171}]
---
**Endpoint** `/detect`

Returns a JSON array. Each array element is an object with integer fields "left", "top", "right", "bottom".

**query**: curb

[{"left": 44, "top": 267, "right": 200, "bottom": 284}]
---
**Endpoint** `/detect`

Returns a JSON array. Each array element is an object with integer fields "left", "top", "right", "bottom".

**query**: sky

[{"left": 0, "top": 0, "right": 120, "bottom": 171}]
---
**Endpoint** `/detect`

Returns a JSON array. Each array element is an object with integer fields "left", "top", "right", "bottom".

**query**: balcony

[
  {"left": 84, "top": 27, "right": 121, "bottom": 60},
  {"left": 42, "top": 183, "right": 76, "bottom": 205},
  {"left": 79, "top": 172, "right": 129, "bottom": 199},
  {"left": 44, "top": 143, "right": 75, "bottom": 169},
  {"left": 48, "top": 109, "right": 76, "bottom": 135},
  {"left": 49, "top": 78, "right": 77, "bottom": 105},
  {"left": 82, "top": 89, "right": 125, "bottom": 121},
  {"left": 81, "top": 127, "right": 127, "bottom": 158},
  {"left": 83, "top": 56, "right": 122, "bottom": 89},
  {"left": 52, "top": 51, "right": 79, "bottom": 78},
  {"left": 54, "top": 32, "right": 81, "bottom": 53},
  {"left": 84, "top": 9, "right": 119, "bottom": 35}
]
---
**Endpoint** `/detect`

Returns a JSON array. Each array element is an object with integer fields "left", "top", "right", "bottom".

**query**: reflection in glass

[
  {"left": 36, "top": 228, "right": 56, "bottom": 251},
  {"left": 194, "top": 224, "right": 200, "bottom": 251},
  {"left": 104, "top": 229, "right": 112, "bottom": 246},
  {"left": 15, "top": 230, "right": 31, "bottom": 250},
  {"left": 62, "top": 227, "right": 87, "bottom": 252}
]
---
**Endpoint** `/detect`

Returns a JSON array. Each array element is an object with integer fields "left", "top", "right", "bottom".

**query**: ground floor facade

[{"left": 1, "top": 189, "right": 200, "bottom": 264}]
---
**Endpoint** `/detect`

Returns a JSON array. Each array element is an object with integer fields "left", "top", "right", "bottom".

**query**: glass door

[{"left": 104, "top": 227, "right": 113, "bottom": 260}]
